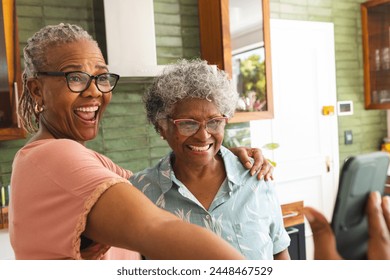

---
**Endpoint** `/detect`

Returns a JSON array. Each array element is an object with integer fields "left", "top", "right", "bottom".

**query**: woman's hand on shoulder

[{"left": 228, "top": 147, "right": 274, "bottom": 181}]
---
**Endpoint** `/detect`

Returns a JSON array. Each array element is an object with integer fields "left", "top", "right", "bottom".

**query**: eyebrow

[{"left": 60, "top": 64, "right": 109, "bottom": 72}]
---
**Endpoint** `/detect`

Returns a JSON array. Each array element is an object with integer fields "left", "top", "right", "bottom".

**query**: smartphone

[{"left": 331, "top": 151, "right": 390, "bottom": 260}]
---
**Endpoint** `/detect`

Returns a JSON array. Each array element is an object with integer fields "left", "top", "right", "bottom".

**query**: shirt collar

[
  {"left": 157, "top": 146, "right": 249, "bottom": 194},
  {"left": 157, "top": 153, "right": 175, "bottom": 194},
  {"left": 219, "top": 146, "right": 250, "bottom": 188}
]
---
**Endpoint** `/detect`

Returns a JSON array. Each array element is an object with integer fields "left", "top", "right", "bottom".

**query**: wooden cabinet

[
  {"left": 0, "top": 0, "right": 25, "bottom": 141},
  {"left": 361, "top": 0, "right": 390, "bottom": 109},
  {"left": 281, "top": 201, "right": 306, "bottom": 260}
]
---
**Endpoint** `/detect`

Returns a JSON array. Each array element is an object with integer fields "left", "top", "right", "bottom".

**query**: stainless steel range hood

[{"left": 103, "top": 0, "right": 165, "bottom": 77}]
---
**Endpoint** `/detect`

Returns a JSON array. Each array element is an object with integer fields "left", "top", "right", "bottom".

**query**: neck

[
  {"left": 171, "top": 153, "right": 226, "bottom": 209},
  {"left": 172, "top": 154, "right": 224, "bottom": 180},
  {"left": 29, "top": 116, "right": 86, "bottom": 146},
  {"left": 39, "top": 114, "right": 67, "bottom": 139}
]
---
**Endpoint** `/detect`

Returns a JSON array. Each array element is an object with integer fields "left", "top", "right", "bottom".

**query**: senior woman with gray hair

[{"left": 130, "top": 59, "right": 291, "bottom": 260}]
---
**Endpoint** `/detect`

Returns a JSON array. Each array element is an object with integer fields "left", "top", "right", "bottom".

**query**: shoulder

[
  {"left": 27, "top": 139, "right": 92, "bottom": 156},
  {"left": 219, "top": 146, "right": 247, "bottom": 167},
  {"left": 220, "top": 146, "right": 276, "bottom": 193},
  {"left": 130, "top": 153, "right": 172, "bottom": 191},
  {"left": 15, "top": 139, "right": 93, "bottom": 164},
  {"left": 47, "top": 139, "right": 109, "bottom": 161},
  {"left": 131, "top": 166, "right": 160, "bottom": 187},
  {"left": 219, "top": 146, "right": 251, "bottom": 180},
  {"left": 22, "top": 139, "right": 126, "bottom": 178}
]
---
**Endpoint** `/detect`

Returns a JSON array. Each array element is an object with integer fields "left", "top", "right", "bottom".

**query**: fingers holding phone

[
  {"left": 304, "top": 192, "right": 390, "bottom": 260},
  {"left": 366, "top": 192, "right": 390, "bottom": 260},
  {"left": 331, "top": 152, "right": 390, "bottom": 259}
]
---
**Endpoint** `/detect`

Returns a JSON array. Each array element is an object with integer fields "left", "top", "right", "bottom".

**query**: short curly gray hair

[
  {"left": 143, "top": 59, "right": 238, "bottom": 133},
  {"left": 19, "top": 23, "right": 99, "bottom": 134}
]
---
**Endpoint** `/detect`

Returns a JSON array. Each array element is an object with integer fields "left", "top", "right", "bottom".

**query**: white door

[{"left": 250, "top": 19, "right": 340, "bottom": 258}]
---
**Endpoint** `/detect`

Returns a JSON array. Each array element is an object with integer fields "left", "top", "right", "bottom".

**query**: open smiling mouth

[
  {"left": 74, "top": 106, "right": 99, "bottom": 123},
  {"left": 188, "top": 144, "right": 213, "bottom": 152}
]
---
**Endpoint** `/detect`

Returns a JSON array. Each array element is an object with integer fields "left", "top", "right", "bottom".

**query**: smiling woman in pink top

[{"left": 9, "top": 23, "right": 272, "bottom": 260}]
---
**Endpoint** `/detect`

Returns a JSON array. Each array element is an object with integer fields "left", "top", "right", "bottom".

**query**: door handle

[{"left": 326, "top": 156, "right": 331, "bottom": 173}]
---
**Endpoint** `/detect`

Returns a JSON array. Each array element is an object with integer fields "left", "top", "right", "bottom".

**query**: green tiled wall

[{"left": 0, "top": 0, "right": 387, "bottom": 185}]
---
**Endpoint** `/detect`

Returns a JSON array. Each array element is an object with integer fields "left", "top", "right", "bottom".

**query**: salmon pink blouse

[{"left": 9, "top": 139, "right": 140, "bottom": 260}]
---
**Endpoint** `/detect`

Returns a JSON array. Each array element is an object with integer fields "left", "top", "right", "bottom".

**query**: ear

[
  {"left": 27, "top": 78, "right": 43, "bottom": 100},
  {"left": 159, "top": 130, "right": 167, "bottom": 140},
  {"left": 157, "top": 119, "right": 168, "bottom": 140}
]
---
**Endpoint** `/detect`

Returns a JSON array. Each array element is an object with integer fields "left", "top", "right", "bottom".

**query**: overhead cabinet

[{"left": 362, "top": 0, "right": 390, "bottom": 109}]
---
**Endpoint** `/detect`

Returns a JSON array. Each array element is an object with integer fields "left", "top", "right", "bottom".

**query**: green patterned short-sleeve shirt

[{"left": 130, "top": 146, "right": 290, "bottom": 259}]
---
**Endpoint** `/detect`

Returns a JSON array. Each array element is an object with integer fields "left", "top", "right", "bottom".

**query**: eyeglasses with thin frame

[
  {"left": 36, "top": 71, "right": 120, "bottom": 93},
  {"left": 168, "top": 116, "right": 228, "bottom": 136}
]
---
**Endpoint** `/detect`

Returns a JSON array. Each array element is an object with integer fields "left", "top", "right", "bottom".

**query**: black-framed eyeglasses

[
  {"left": 168, "top": 116, "right": 228, "bottom": 136},
  {"left": 36, "top": 71, "right": 120, "bottom": 93}
]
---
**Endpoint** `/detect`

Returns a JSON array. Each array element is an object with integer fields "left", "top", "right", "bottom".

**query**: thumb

[{"left": 303, "top": 207, "right": 342, "bottom": 260}]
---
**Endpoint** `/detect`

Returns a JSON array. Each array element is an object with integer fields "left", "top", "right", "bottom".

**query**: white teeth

[
  {"left": 189, "top": 145, "right": 210, "bottom": 151},
  {"left": 75, "top": 106, "right": 99, "bottom": 112}
]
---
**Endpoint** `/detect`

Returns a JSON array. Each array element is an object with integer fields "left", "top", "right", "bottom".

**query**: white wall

[{"left": 0, "top": 229, "right": 14, "bottom": 259}]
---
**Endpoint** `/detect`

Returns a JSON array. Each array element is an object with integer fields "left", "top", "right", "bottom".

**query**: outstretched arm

[
  {"left": 84, "top": 182, "right": 245, "bottom": 260},
  {"left": 229, "top": 147, "right": 274, "bottom": 181}
]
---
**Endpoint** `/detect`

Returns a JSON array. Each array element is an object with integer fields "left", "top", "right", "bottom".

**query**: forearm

[{"left": 140, "top": 218, "right": 245, "bottom": 260}]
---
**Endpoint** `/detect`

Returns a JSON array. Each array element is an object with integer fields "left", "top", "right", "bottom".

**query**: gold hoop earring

[{"left": 34, "top": 103, "right": 43, "bottom": 114}]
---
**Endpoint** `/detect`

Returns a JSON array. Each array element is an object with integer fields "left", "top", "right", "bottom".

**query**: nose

[
  {"left": 80, "top": 79, "right": 102, "bottom": 98},
  {"left": 192, "top": 122, "right": 211, "bottom": 139}
]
